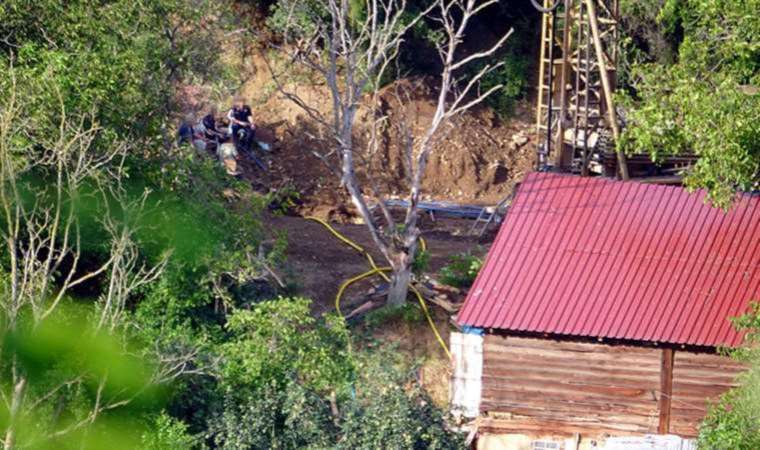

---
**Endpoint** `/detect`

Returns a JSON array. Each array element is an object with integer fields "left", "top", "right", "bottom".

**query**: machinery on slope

[{"left": 532, "top": 0, "right": 696, "bottom": 181}]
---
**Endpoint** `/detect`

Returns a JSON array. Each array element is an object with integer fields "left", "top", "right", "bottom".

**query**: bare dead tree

[
  {"left": 0, "top": 67, "right": 197, "bottom": 448},
  {"left": 268, "top": 0, "right": 513, "bottom": 305}
]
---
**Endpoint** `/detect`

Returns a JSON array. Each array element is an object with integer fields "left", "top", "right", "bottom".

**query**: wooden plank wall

[
  {"left": 480, "top": 335, "right": 745, "bottom": 439},
  {"left": 481, "top": 335, "right": 662, "bottom": 436},
  {"left": 670, "top": 352, "right": 745, "bottom": 437}
]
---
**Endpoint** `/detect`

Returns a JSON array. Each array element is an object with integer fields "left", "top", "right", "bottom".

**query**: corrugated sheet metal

[{"left": 458, "top": 172, "right": 760, "bottom": 347}]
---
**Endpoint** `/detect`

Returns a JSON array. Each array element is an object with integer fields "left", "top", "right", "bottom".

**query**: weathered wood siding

[
  {"left": 670, "top": 352, "right": 745, "bottom": 437},
  {"left": 481, "top": 335, "right": 662, "bottom": 436},
  {"left": 480, "top": 335, "right": 746, "bottom": 438}
]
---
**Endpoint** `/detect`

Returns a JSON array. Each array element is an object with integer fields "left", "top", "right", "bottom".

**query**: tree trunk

[
  {"left": 387, "top": 258, "right": 412, "bottom": 306},
  {"left": 4, "top": 376, "right": 27, "bottom": 450}
]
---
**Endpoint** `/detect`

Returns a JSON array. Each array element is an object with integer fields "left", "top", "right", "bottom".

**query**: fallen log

[
  {"left": 425, "top": 294, "right": 461, "bottom": 314},
  {"left": 344, "top": 300, "right": 383, "bottom": 320}
]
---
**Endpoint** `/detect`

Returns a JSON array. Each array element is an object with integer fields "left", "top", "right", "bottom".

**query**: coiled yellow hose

[{"left": 306, "top": 217, "right": 450, "bottom": 358}]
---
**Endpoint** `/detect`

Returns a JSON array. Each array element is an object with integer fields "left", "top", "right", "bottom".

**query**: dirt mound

[
  {"left": 371, "top": 78, "right": 535, "bottom": 205},
  {"left": 199, "top": 48, "right": 535, "bottom": 219}
]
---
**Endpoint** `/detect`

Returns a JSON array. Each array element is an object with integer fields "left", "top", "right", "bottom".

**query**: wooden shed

[{"left": 453, "top": 173, "right": 759, "bottom": 447}]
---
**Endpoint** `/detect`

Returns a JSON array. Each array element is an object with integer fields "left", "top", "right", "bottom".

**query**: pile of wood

[
  {"left": 342, "top": 277, "right": 467, "bottom": 320},
  {"left": 414, "top": 278, "right": 465, "bottom": 314}
]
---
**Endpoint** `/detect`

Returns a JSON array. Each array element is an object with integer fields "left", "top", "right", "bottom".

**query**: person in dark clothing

[
  {"left": 202, "top": 113, "right": 219, "bottom": 140},
  {"left": 227, "top": 97, "right": 255, "bottom": 152},
  {"left": 201, "top": 110, "right": 228, "bottom": 150}
]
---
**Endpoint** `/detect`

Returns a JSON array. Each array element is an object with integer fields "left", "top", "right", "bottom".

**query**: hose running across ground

[{"left": 306, "top": 217, "right": 451, "bottom": 358}]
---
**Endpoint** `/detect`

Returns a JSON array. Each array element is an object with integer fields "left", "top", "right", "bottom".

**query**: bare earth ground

[
  {"left": 253, "top": 98, "right": 536, "bottom": 219},
  {"left": 268, "top": 214, "right": 489, "bottom": 312}
]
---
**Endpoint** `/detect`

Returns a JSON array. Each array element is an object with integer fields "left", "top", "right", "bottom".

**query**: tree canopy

[{"left": 619, "top": 0, "right": 759, "bottom": 207}]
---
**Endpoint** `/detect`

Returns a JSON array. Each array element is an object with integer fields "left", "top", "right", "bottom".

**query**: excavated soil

[{"left": 225, "top": 50, "right": 536, "bottom": 220}]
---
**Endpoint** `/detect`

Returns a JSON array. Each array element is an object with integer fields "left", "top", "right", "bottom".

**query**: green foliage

[
  {"left": 617, "top": 0, "right": 682, "bottom": 88},
  {"left": 0, "top": 305, "right": 173, "bottom": 450},
  {"left": 338, "top": 382, "right": 459, "bottom": 450},
  {"left": 699, "top": 383, "right": 760, "bottom": 450},
  {"left": 412, "top": 249, "right": 431, "bottom": 275},
  {"left": 205, "top": 298, "right": 460, "bottom": 449},
  {"left": 699, "top": 301, "right": 760, "bottom": 448},
  {"left": 469, "top": 50, "right": 529, "bottom": 119},
  {"left": 205, "top": 297, "right": 350, "bottom": 448},
  {"left": 220, "top": 297, "right": 353, "bottom": 394},
  {"left": 141, "top": 413, "right": 199, "bottom": 450},
  {"left": 619, "top": 0, "right": 760, "bottom": 207},
  {"left": 266, "top": 184, "right": 302, "bottom": 216},
  {"left": 207, "top": 380, "right": 336, "bottom": 450},
  {"left": 439, "top": 253, "right": 483, "bottom": 288},
  {"left": 364, "top": 303, "right": 424, "bottom": 329},
  {"left": 338, "top": 347, "right": 464, "bottom": 450},
  {"left": 136, "top": 151, "right": 267, "bottom": 265},
  {"left": 1, "top": 0, "right": 230, "bottom": 149},
  {"left": 267, "top": 0, "right": 328, "bottom": 38}
]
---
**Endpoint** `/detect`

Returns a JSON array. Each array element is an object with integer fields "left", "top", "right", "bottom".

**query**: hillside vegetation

[{"left": 0, "top": 0, "right": 758, "bottom": 449}]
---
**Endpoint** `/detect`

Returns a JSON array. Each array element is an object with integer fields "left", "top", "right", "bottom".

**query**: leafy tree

[
  {"left": 203, "top": 297, "right": 461, "bottom": 449},
  {"left": 207, "top": 380, "right": 337, "bottom": 450},
  {"left": 1, "top": 2, "right": 271, "bottom": 448},
  {"left": 618, "top": 0, "right": 759, "bottom": 207},
  {"left": 699, "top": 302, "right": 760, "bottom": 448},
  {"left": 205, "top": 297, "right": 351, "bottom": 449},
  {"left": 140, "top": 413, "right": 199, "bottom": 450},
  {"left": 0, "top": 67, "right": 181, "bottom": 448},
  {"left": 338, "top": 347, "right": 463, "bottom": 450},
  {"left": 1, "top": 0, "right": 232, "bottom": 149},
  {"left": 218, "top": 297, "right": 354, "bottom": 394}
]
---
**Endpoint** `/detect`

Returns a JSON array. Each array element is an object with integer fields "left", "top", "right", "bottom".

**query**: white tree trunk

[
  {"left": 4, "top": 376, "right": 27, "bottom": 450},
  {"left": 387, "top": 247, "right": 415, "bottom": 305},
  {"left": 388, "top": 262, "right": 412, "bottom": 306}
]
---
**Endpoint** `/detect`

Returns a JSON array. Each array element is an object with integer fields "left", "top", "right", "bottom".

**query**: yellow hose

[
  {"left": 306, "top": 217, "right": 450, "bottom": 358},
  {"left": 334, "top": 266, "right": 391, "bottom": 316}
]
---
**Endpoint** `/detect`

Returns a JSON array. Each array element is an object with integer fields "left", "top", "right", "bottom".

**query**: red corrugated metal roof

[{"left": 458, "top": 172, "right": 760, "bottom": 347}]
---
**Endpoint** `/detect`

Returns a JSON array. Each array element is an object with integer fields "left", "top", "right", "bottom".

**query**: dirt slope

[{"left": 226, "top": 49, "right": 536, "bottom": 219}]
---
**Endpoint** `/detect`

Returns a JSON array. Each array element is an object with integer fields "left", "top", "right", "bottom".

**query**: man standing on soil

[{"left": 228, "top": 97, "right": 255, "bottom": 152}]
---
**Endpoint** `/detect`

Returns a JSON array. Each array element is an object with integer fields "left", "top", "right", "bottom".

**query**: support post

[
  {"left": 658, "top": 348, "right": 674, "bottom": 434},
  {"left": 584, "top": 0, "right": 629, "bottom": 180},
  {"left": 554, "top": 0, "right": 574, "bottom": 170}
]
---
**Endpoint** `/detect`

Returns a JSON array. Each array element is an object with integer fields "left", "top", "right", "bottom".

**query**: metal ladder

[
  {"left": 469, "top": 193, "right": 514, "bottom": 237},
  {"left": 535, "top": 0, "right": 563, "bottom": 169}
]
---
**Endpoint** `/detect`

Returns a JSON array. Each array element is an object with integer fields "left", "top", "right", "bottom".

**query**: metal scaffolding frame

[{"left": 534, "top": 0, "right": 628, "bottom": 179}]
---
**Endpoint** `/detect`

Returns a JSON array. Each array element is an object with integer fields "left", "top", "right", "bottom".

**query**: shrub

[
  {"left": 439, "top": 253, "right": 483, "bottom": 288},
  {"left": 698, "top": 302, "right": 760, "bottom": 448},
  {"left": 476, "top": 52, "right": 529, "bottom": 118},
  {"left": 204, "top": 298, "right": 462, "bottom": 449},
  {"left": 364, "top": 303, "right": 424, "bottom": 329},
  {"left": 338, "top": 347, "right": 464, "bottom": 450},
  {"left": 412, "top": 249, "right": 431, "bottom": 275},
  {"left": 141, "top": 414, "right": 199, "bottom": 450}
]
